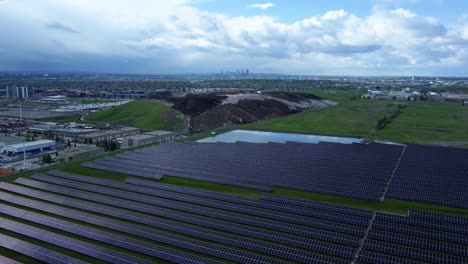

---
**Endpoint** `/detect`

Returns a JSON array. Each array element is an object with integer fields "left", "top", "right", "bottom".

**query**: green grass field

[
  {"left": 376, "top": 101, "right": 468, "bottom": 143},
  {"left": 242, "top": 90, "right": 468, "bottom": 145},
  {"left": 243, "top": 96, "right": 401, "bottom": 139},
  {"left": 85, "top": 100, "right": 185, "bottom": 131}
]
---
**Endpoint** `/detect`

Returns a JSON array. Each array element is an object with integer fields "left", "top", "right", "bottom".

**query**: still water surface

[{"left": 197, "top": 130, "right": 362, "bottom": 144}]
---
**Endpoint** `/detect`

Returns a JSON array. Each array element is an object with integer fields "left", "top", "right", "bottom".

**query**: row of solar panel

[
  {"left": 133, "top": 144, "right": 397, "bottom": 165},
  {"left": 87, "top": 158, "right": 273, "bottom": 192},
  {"left": 3, "top": 203, "right": 221, "bottom": 264},
  {"left": 45, "top": 171, "right": 371, "bottom": 227},
  {"left": 123, "top": 177, "right": 373, "bottom": 220},
  {"left": 357, "top": 250, "right": 419, "bottom": 264},
  {"left": 260, "top": 193, "right": 374, "bottom": 218},
  {"left": 367, "top": 229, "right": 468, "bottom": 257},
  {"left": 2, "top": 180, "right": 360, "bottom": 255},
  {"left": 363, "top": 239, "right": 467, "bottom": 263},
  {"left": 0, "top": 233, "right": 84, "bottom": 264},
  {"left": 0, "top": 191, "right": 295, "bottom": 263},
  {"left": 0, "top": 217, "right": 152, "bottom": 264},
  {"left": 362, "top": 209, "right": 468, "bottom": 263},
  {"left": 410, "top": 210, "right": 468, "bottom": 225},
  {"left": 375, "top": 212, "right": 468, "bottom": 235},
  {"left": 0, "top": 185, "right": 353, "bottom": 262},
  {"left": 113, "top": 155, "right": 390, "bottom": 192},
  {"left": 372, "top": 221, "right": 468, "bottom": 246},
  {"left": 387, "top": 144, "right": 468, "bottom": 208},
  {"left": 0, "top": 255, "right": 22, "bottom": 264},
  {"left": 30, "top": 174, "right": 366, "bottom": 238},
  {"left": 104, "top": 154, "right": 385, "bottom": 201},
  {"left": 139, "top": 153, "right": 397, "bottom": 177},
  {"left": 386, "top": 192, "right": 468, "bottom": 209},
  {"left": 122, "top": 151, "right": 395, "bottom": 184},
  {"left": 81, "top": 162, "right": 161, "bottom": 180},
  {"left": 104, "top": 141, "right": 404, "bottom": 201}
]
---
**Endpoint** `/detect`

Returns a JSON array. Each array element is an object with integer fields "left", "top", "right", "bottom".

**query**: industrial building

[
  {"left": 1, "top": 140, "right": 55, "bottom": 154},
  {"left": 78, "top": 127, "right": 140, "bottom": 144},
  {"left": 122, "top": 130, "right": 176, "bottom": 147},
  {"left": 41, "top": 95, "right": 68, "bottom": 102},
  {"left": 50, "top": 128, "right": 99, "bottom": 141}
]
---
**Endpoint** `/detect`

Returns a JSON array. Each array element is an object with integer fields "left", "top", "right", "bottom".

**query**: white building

[{"left": 1, "top": 140, "right": 55, "bottom": 154}]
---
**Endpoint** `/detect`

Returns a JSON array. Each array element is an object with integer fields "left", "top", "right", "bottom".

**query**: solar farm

[{"left": 0, "top": 141, "right": 467, "bottom": 263}]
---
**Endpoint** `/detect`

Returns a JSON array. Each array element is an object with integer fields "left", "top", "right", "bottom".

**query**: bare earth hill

[{"left": 164, "top": 92, "right": 335, "bottom": 132}]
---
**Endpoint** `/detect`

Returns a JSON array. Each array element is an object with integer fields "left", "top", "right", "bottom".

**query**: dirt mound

[
  {"left": 165, "top": 94, "right": 227, "bottom": 116},
  {"left": 164, "top": 92, "right": 334, "bottom": 132}
]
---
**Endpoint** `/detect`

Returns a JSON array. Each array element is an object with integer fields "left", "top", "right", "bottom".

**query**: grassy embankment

[{"left": 41, "top": 100, "right": 185, "bottom": 131}]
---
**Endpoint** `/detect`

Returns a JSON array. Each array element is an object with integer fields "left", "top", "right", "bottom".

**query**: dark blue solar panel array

[
  {"left": 2, "top": 170, "right": 467, "bottom": 264},
  {"left": 0, "top": 255, "right": 22, "bottom": 264},
  {"left": 4, "top": 186, "right": 346, "bottom": 263},
  {"left": 2, "top": 174, "right": 372, "bottom": 263},
  {"left": 358, "top": 211, "right": 468, "bottom": 264},
  {"left": 0, "top": 233, "right": 84, "bottom": 264},
  {"left": 33, "top": 173, "right": 368, "bottom": 234},
  {"left": 24, "top": 175, "right": 366, "bottom": 243},
  {"left": 83, "top": 141, "right": 404, "bottom": 200},
  {"left": 387, "top": 144, "right": 468, "bottom": 208},
  {"left": 81, "top": 161, "right": 162, "bottom": 179},
  {"left": 123, "top": 177, "right": 370, "bottom": 225},
  {"left": 0, "top": 182, "right": 353, "bottom": 263},
  {"left": 0, "top": 217, "right": 152, "bottom": 264},
  {"left": 0, "top": 202, "right": 221, "bottom": 264},
  {"left": 260, "top": 193, "right": 374, "bottom": 218},
  {"left": 0, "top": 190, "right": 294, "bottom": 264}
]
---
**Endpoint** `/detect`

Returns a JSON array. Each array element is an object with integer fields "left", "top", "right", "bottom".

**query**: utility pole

[{"left": 19, "top": 100, "right": 27, "bottom": 171}]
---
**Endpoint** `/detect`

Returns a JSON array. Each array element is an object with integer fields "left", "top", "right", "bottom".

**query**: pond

[{"left": 197, "top": 130, "right": 363, "bottom": 144}]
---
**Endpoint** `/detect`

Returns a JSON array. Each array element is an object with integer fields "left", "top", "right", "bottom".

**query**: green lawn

[
  {"left": 243, "top": 98, "right": 399, "bottom": 139},
  {"left": 242, "top": 90, "right": 468, "bottom": 145},
  {"left": 376, "top": 101, "right": 468, "bottom": 144},
  {"left": 85, "top": 100, "right": 185, "bottom": 131}
]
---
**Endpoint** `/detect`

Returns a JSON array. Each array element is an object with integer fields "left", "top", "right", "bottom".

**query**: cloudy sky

[{"left": 1, "top": 0, "right": 467, "bottom": 76}]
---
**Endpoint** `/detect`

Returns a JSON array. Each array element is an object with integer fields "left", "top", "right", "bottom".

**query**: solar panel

[
  {"left": 0, "top": 217, "right": 152, "bottom": 264},
  {"left": 0, "top": 183, "right": 356, "bottom": 259},
  {"left": 0, "top": 255, "right": 22, "bottom": 264},
  {"left": 0, "top": 193, "right": 288, "bottom": 263},
  {"left": 33, "top": 173, "right": 368, "bottom": 235},
  {"left": 0, "top": 203, "right": 221, "bottom": 264},
  {"left": 0, "top": 233, "right": 82, "bottom": 264},
  {"left": 18, "top": 177, "right": 362, "bottom": 245},
  {"left": 83, "top": 141, "right": 406, "bottom": 200}
]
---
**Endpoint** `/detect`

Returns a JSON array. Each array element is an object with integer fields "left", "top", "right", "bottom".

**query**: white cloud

[
  {"left": 0, "top": 0, "right": 466, "bottom": 75},
  {"left": 248, "top": 3, "right": 276, "bottom": 10}
]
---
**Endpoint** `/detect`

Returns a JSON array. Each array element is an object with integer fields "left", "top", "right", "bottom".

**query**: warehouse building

[
  {"left": 1, "top": 140, "right": 55, "bottom": 154},
  {"left": 79, "top": 127, "right": 140, "bottom": 144},
  {"left": 122, "top": 130, "right": 177, "bottom": 148}
]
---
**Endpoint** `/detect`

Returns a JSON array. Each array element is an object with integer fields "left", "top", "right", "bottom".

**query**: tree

[{"left": 42, "top": 154, "right": 52, "bottom": 164}]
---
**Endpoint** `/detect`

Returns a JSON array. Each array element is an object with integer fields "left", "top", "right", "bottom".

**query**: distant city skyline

[{"left": 1, "top": 0, "right": 468, "bottom": 76}]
